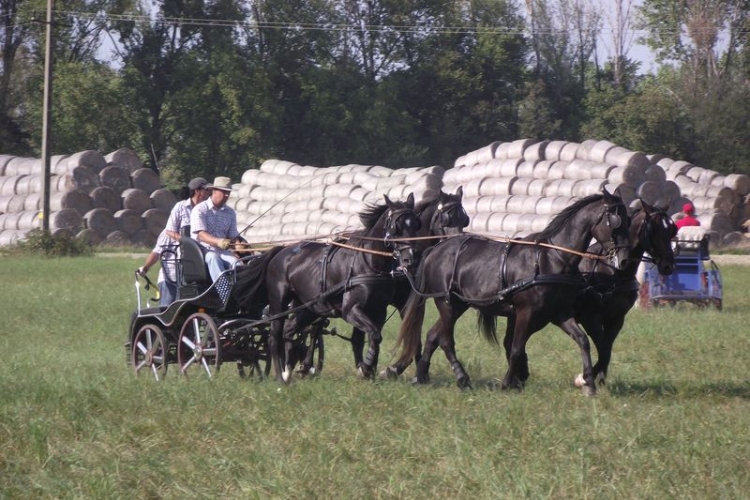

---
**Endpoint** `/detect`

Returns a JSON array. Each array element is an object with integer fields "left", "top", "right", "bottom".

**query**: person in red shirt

[{"left": 676, "top": 202, "right": 700, "bottom": 229}]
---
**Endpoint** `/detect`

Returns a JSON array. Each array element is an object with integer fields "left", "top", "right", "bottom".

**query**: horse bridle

[
  {"left": 429, "top": 200, "right": 469, "bottom": 235},
  {"left": 384, "top": 206, "right": 421, "bottom": 260},
  {"left": 597, "top": 201, "right": 629, "bottom": 261},
  {"left": 639, "top": 209, "right": 676, "bottom": 264}
]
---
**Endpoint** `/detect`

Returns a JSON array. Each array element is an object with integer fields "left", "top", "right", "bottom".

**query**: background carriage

[{"left": 639, "top": 226, "right": 723, "bottom": 310}]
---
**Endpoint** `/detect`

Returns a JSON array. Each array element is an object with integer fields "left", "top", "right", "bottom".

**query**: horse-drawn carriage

[
  {"left": 128, "top": 235, "right": 328, "bottom": 380},
  {"left": 127, "top": 191, "right": 468, "bottom": 382},
  {"left": 639, "top": 226, "right": 723, "bottom": 310}
]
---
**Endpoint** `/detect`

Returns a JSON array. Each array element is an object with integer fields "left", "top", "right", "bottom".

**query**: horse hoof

[
  {"left": 282, "top": 367, "right": 292, "bottom": 383},
  {"left": 357, "top": 365, "right": 374, "bottom": 379},
  {"left": 457, "top": 376, "right": 472, "bottom": 390},
  {"left": 378, "top": 366, "right": 399, "bottom": 380},
  {"left": 574, "top": 373, "right": 585, "bottom": 388},
  {"left": 581, "top": 385, "right": 597, "bottom": 397}
]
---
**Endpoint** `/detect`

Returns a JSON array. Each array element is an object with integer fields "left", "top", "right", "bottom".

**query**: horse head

[
  {"left": 420, "top": 186, "right": 469, "bottom": 239},
  {"left": 589, "top": 188, "right": 631, "bottom": 271},
  {"left": 636, "top": 200, "right": 677, "bottom": 275},
  {"left": 382, "top": 193, "right": 422, "bottom": 273}
]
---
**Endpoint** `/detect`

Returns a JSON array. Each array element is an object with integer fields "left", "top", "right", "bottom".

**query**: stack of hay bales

[
  {"left": 0, "top": 148, "right": 174, "bottom": 248},
  {"left": 445, "top": 139, "right": 750, "bottom": 244},
  {"left": 230, "top": 159, "right": 443, "bottom": 244}
]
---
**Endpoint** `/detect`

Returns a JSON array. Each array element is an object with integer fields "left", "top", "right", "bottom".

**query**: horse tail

[
  {"left": 230, "top": 246, "right": 285, "bottom": 314},
  {"left": 393, "top": 266, "right": 428, "bottom": 367},
  {"left": 477, "top": 311, "right": 498, "bottom": 344}
]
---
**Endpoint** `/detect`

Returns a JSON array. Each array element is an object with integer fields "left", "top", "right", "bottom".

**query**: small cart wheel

[
  {"left": 235, "top": 325, "right": 272, "bottom": 380},
  {"left": 178, "top": 312, "right": 221, "bottom": 378},
  {"left": 132, "top": 324, "right": 168, "bottom": 380}
]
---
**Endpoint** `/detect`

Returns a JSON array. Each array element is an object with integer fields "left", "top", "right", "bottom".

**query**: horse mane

[
  {"left": 537, "top": 193, "right": 605, "bottom": 240},
  {"left": 358, "top": 203, "right": 390, "bottom": 231}
]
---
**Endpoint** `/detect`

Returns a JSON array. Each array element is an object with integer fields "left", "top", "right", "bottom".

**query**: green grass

[{"left": 1, "top": 256, "right": 749, "bottom": 499}]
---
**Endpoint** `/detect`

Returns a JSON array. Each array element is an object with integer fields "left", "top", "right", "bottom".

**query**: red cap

[{"left": 683, "top": 203, "right": 694, "bottom": 214}]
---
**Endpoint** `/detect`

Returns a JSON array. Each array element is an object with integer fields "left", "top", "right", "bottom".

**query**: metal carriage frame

[{"left": 127, "top": 237, "right": 328, "bottom": 381}]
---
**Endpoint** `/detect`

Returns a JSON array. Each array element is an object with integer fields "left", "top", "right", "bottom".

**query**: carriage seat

[
  {"left": 675, "top": 226, "right": 710, "bottom": 259},
  {"left": 179, "top": 236, "right": 211, "bottom": 298}
]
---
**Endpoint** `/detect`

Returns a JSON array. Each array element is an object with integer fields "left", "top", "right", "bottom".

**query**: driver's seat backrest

[{"left": 180, "top": 236, "right": 210, "bottom": 286}]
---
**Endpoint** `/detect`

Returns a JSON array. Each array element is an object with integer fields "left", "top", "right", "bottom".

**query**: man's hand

[
  {"left": 137, "top": 266, "right": 148, "bottom": 276},
  {"left": 218, "top": 238, "right": 232, "bottom": 250}
]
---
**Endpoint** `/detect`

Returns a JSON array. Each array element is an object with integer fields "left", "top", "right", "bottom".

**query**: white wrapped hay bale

[
  {"left": 507, "top": 139, "right": 535, "bottom": 158},
  {"left": 543, "top": 141, "right": 570, "bottom": 161},
  {"left": 104, "top": 148, "right": 143, "bottom": 175},
  {"left": 52, "top": 166, "right": 100, "bottom": 194},
  {"left": 16, "top": 211, "right": 41, "bottom": 230},
  {"left": 0, "top": 175, "right": 27, "bottom": 196},
  {"left": 0, "top": 194, "right": 26, "bottom": 213},
  {"left": 724, "top": 173, "right": 750, "bottom": 196},
  {"left": 559, "top": 142, "right": 581, "bottom": 161},
  {"left": 23, "top": 193, "right": 40, "bottom": 211},
  {"left": 0, "top": 229, "right": 27, "bottom": 245},
  {"left": 523, "top": 141, "right": 548, "bottom": 162},
  {"left": 3, "top": 157, "right": 38, "bottom": 176},
  {"left": 588, "top": 140, "right": 617, "bottom": 163},
  {"left": 0, "top": 155, "right": 15, "bottom": 175}
]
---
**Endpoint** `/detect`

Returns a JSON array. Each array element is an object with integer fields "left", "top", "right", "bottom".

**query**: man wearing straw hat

[{"left": 190, "top": 176, "right": 246, "bottom": 282}]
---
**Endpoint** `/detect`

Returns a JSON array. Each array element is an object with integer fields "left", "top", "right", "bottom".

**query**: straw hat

[{"left": 207, "top": 176, "right": 232, "bottom": 192}]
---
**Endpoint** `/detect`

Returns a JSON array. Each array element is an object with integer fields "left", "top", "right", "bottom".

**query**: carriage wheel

[
  {"left": 232, "top": 325, "right": 271, "bottom": 380},
  {"left": 178, "top": 313, "right": 221, "bottom": 378},
  {"left": 132, "top": 324, "right": 168, "bottom": 381}
]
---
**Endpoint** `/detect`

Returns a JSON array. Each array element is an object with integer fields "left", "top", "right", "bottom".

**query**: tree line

[{"left": 2, "top": 0, "right": 750, "bottom": 188}]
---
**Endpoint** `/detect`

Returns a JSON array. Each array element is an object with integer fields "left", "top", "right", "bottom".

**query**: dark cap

[{"left": 188, "top": 177, "right": 208, "bottom": 190}]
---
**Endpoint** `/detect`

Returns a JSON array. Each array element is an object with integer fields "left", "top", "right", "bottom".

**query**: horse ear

[
  {"left": 383, "top": 194, "right": 394, "bottom": 207},
  {"left": 405, "top": 192, "right": 415, "bottom": 208},
  {"left": 455, "top": 186, "right": 463, "bottom": 199},
  {"left": 601, "top": 186, "right": 614, "bottom": 201}
]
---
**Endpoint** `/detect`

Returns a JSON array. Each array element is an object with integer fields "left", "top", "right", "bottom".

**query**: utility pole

[{"left": 40, "top": 0, "right": 54, "bottom": 232}]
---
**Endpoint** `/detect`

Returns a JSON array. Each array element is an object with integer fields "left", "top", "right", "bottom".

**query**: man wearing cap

[
  {"left": 190, "top": 176, "right": 244, "bottom": 281},
  {"left": 676, "top": 202, "right": 700, "bottom": 229},
  {"left": 165, "top": 177, "right": 210, "bottom": 241},
  {"left": 137, "top": 177, "right": 210, "bottom": 304}
]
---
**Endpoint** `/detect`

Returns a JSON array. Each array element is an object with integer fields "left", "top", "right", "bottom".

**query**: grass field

[{"left": 1, "top": 255, "right": 749, "bottom": 499}]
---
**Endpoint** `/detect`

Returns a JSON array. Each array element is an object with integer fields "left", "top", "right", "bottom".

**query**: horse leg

[
  {"left": 282, "top": 308, "right": 316, "bottom": 380},
  {"left": 502, "top": 312, "right": 535, "bottom": 391},
  {"left": 587, "top": 316, "right": 624, "bottom": 386},
  {"left": 350, "top": 327, "right": 365, "bottom": 370},
  {"left": 343, "top": 305, "right": 385, "bottom": 379},
  {"left": 435, "top": 301, "right": 472, "bottom": 389},
  {"left": 556, "top": 317, "right": 596, "bottom": 396},
  {"left": 502, "top": 315, "right": 529, "bottom": 382},
  {"left": 412, "top": 318, "right": 442, "bottom": 384}
]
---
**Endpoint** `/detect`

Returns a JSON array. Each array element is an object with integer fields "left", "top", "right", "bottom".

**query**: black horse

[
  {"left": 344, "top": 188, "right": 470, "bottom": 375},
  {"left": 234, "top": 194, "right": 423, "bottom": 383},
  {"left": 570, "top": 200, "right": 676, "bottom": 387},
  {"left": 392, "top": 190, "right": 631, "bottom": 396}
]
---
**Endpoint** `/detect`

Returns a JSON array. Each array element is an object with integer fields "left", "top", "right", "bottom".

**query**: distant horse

[
  {"left": 571, "top": 200, "right": 676, "bottom": 387},
  {"left": 235, "top": 194, "right": 423, "bottom": 382},
  {"left": 344, "top": 188, "right": 470, "bottom": 374},
  {"left": 392, "top": 190, "right": 631, "bottom": 396}
]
